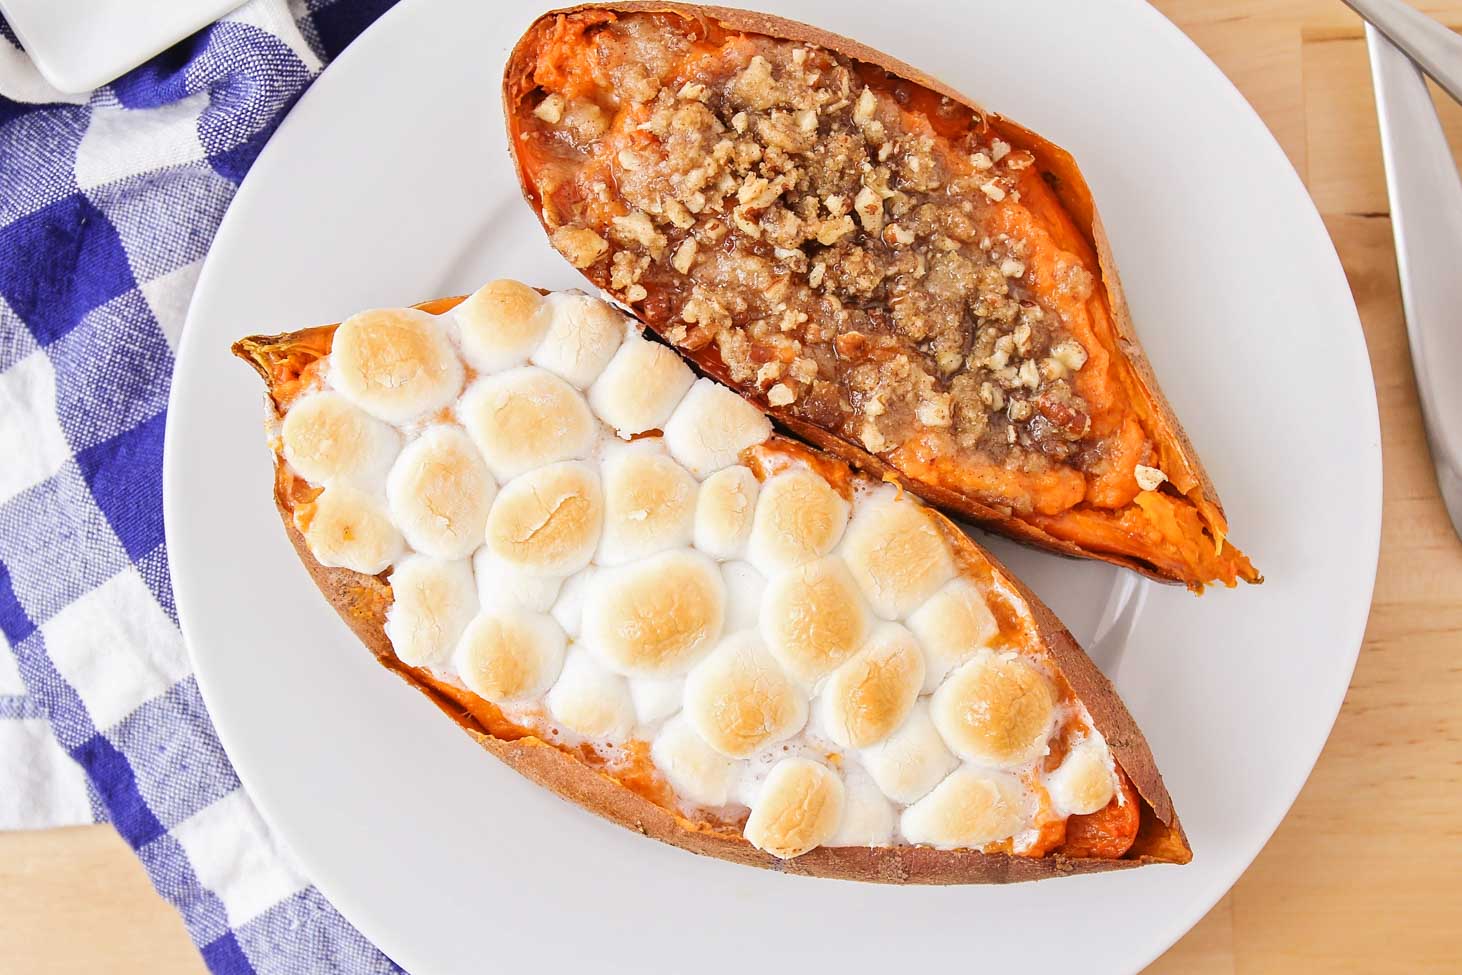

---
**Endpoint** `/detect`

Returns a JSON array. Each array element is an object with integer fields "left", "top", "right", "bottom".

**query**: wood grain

[
  {"left": 0, "top": 827, "right": 207, "bottom": 974},
  {"left": 2, "top": 3, "right": 1460, "bottom": 972}
]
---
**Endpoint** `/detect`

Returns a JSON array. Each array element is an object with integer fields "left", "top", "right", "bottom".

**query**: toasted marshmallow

[
  {"left": 930, "top": 650, "right": 1057, "bottom": 769},
  {"left": 384, "top": 555, "right": 478, "bottom": 668},
  {"left": 549, "top": 565, "right": 596, "bottom": 638},
  {"left": 582, "top": 549, "right": 725, "bottom": 677},
  {"left": 546, "top": 648, "right": 636, "bottom": 740},
  {"left": 840, "top": 494, "right": 956, "bottom": 620},
  {"left": 629, "top": 676, "right": 685, "bottom": 726},
  {"left": 485, "top": 462, "right": 603, "bottom": 576},
  {"left": 827, "top": 768, "right": 896, "bottom": 847},
  {"left": 744, "top": 758, "right": 844, "bottom": 859},
  {"left": 820, "top": 622, "right": 925, "bottom": 749},
  {"left": 458, "top": 367, "right": 595, "bottom": 482},
  {"left": 386, "top": 425, "right": 496, "bottom": 560},
  {"left": 662, "top": 379, "right": 772, "bottom": 477},
  {"left": 746, "top": 469, "right": 850, "bottom": 576},
  {"left": 598, "top": 446, "right": 697, "bottom": 564},
  {"left": 693, "top": 466, "right": 758, "bottom": 559},
  {"left": 908, "top": 579, "right": 1000, "bottom": 693},
  {"left": 330, "top": 307, "right": 463, "bottom": 423},
  {"left": 761, "top": 557, "right": 871, "bottom": 685},
  {"left": 861, "top": 701, "right": 959, "bottom": 804},
  {"left": 280, "top": 391, "right": 400, "bottom": 486},
  {"left": 587, "top": 332, "right": 695, "bottom": 436},
  {"left": 531, "top": 293, "right": 625, "bottom": 389},
  {"left": 651, "top": 716, "right": 739, "bottom": 807},
  {"left": 471, "top": 547, "right": 561, "bottom": 613},
  {"left": 720, "top": 560, "right": 766, "bottom": 633},
  {"left": 1045, "top": 736, "right": 1118, "bottom": 816},
  {"left": 301, "top": 484, "right": 404, "bottom": 574},
  {"left": 455, "top": 609, "right": 566, "bottom": 703},
  {"left": 899, "top": 768, "right": 1026, "bottom": 849},
  {"left": 683, "top": 632, "right": 808, "bottom": 758},
  {"left": 454, "top": 279, "right": 550, "bottom": 373}
]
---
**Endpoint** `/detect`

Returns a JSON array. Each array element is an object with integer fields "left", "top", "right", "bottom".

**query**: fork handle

[
  {"left": 1368, "top": 24, "right": 1462, "bottom": 538},
  {"left": 1343, "top": 0, "right": 1462, "bottom": 105}
]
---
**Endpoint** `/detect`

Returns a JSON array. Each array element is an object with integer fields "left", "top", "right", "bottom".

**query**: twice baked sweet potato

[
  {"left": 504, "top": 3, "right": 1259, "bottom": 591},
  {"left": 233, "top": 283, "right": 1189, "bottom": 883}
]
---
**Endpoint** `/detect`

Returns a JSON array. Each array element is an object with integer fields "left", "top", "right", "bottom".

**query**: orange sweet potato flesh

[
  {"left": 231, "top": 295, "right": 1191, "bottom": 883},
  {"left": 502, "top": 3, "right": 1260, "bottom": 592}
]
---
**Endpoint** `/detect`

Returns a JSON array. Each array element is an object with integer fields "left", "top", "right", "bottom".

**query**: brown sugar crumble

[{"left": 520, "top": 14, "right": 1111, "bottom": 503}]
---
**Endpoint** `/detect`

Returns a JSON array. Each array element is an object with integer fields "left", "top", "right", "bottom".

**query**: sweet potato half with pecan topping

[
  {"left": 504, "top": 3, "right": 1259, "bottom": 591},
  {"left": 232, "top": 293, "right": 1190, "bottom": 883}
]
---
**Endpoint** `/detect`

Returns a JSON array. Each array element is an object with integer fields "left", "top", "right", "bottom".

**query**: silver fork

[
  {"left": 1343, "top": 0, "right": 1462, "bottom": 101},
  {"left": 1342, "top": 0, "right": 1462, "bottom": 539}
]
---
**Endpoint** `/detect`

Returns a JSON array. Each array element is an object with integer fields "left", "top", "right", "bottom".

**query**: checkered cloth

[{"left": 0, "top": 2, "right": 404, "bottom": 971}]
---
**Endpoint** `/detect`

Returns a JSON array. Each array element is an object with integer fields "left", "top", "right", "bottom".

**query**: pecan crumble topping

[{"left": 518, "top": 13, "right": 1148, "bottom": 518}]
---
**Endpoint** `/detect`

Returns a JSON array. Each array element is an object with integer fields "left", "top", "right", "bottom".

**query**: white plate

[{"left": 165, "top": 1, "right": 1380, "bottom": 972}]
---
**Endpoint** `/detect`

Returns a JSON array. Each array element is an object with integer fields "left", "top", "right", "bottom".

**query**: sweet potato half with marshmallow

[{"left": 233, "top": 283, "right": 1189, "bottom": 883}]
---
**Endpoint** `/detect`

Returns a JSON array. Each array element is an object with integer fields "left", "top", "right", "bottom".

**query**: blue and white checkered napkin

[{"left": 0, "top": 2, "right": 406, "bottom": 971}]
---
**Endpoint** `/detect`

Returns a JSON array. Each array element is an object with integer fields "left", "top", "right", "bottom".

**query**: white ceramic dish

[
  {"left": 165, "top": 1, "right": 1381, "bottom": 972},
  {"left": 0, "top": 0, "right": 243, "bottom": 93}
]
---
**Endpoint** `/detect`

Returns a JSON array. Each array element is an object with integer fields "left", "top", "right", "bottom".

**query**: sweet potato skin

[
  {"left": 502, "top": 2, "right": 1259, "bottom": 591},
  {"left": 232, "top": 305, "right": 1190, "bottom": 884}
]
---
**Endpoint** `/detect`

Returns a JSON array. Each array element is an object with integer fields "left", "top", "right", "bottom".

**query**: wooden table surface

[{"left": 4, "top": 2, "right": 1462, "bottom": 972}]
